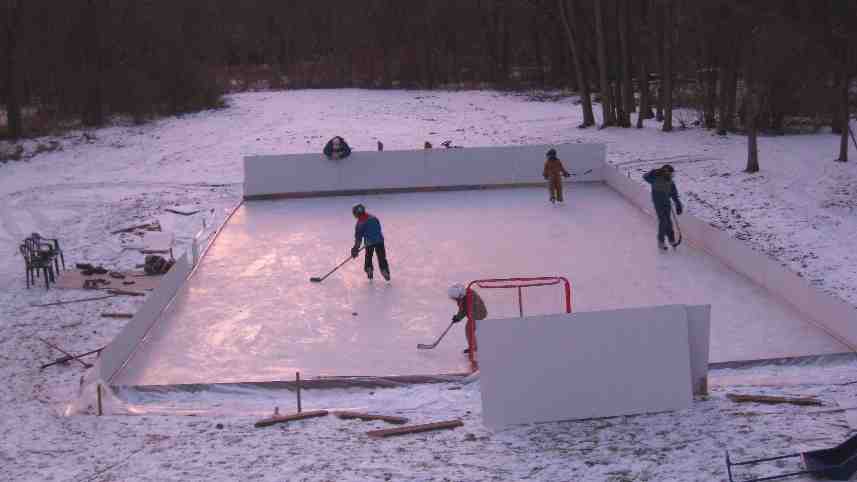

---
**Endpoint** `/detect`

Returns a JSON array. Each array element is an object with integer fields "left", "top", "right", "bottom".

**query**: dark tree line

[{"left": 1, "top": 1, "right": 856, "bottom": 169}]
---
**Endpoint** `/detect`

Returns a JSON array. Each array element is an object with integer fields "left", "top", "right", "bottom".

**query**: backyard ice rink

[{"left": 112, "top": 184, "right": 848, "bottom": 387}]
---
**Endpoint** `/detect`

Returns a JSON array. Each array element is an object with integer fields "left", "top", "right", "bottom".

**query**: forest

[{"left": 1, "top": 1, "right": 856, "bottom": 169}]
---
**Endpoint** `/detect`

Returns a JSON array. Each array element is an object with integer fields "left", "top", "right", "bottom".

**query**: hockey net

[{"left": 465, "top": 276, "right": 572, "bottom": 353}]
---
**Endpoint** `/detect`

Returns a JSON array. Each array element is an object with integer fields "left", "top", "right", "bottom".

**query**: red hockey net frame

[{"left": 465, "top": 276, "right": 572, "bottom": 354}]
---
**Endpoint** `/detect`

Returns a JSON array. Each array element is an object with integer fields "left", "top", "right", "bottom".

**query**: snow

[{"left": 2, "top": 89, "right": 857, "bottom": 481}]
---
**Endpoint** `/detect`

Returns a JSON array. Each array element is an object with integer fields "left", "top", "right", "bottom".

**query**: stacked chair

[{"left": 20, "top": 233, "right": 65, "bottom": 289}]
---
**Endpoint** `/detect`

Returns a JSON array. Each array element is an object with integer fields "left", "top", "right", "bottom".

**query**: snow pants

[
  {"left": 654, "top": 203, "right": 676, "bottom": 244},
  {"left": 547, "top": 176, "right": 564, "bottom": 202},
  {"left": 364, "top": 243, "right": 389, "bottom": 274}
]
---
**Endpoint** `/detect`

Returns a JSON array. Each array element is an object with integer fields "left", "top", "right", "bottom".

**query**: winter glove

[
  {"left": 351, "top": 247, "right": 359, "bottom": 258},
  {"left": 563, "top": 172, "right": 571, "bottom": 178},
  {"left": 543, "top": 175, "right": 548, "bottom": 180},
  {"left": 675, "top": 203, "right": 683, "bottom": 216},
  {"left": 451, "top": 315, "right": 462, "bottom": 324}
]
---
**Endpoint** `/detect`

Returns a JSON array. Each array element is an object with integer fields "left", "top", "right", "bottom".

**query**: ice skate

[
  {"left": 365, "top": 267, "right": 374, "bottom": 280},
  {"left": 658, "top": 240, "right": 668, "bottom": 251},
  {"left": 381, "top": 269, "right": 391, "bottom": 281}
]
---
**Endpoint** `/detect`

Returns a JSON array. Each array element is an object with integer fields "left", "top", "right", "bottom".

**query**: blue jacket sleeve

[
  {"left": 643, "top": 170, "right": 658, "bottom": 184},
  {"left": 354, "top": 222, "right": 364, "bottom": 247},
  {"left": 670, "top": 182, "right": 682, "bottom": 209}
]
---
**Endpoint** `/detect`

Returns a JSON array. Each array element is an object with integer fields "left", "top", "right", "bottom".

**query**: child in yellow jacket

[{"left": 543, "top": 148, "right": 571, "bottom": 203}]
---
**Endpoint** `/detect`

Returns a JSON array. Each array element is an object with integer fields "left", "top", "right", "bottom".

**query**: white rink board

[
  {"left": 604, "top": 164, "right": 857, "bottom": 351},
  {"left": 244, "top": 143, "right": 604, "bottom": 198},
  {"left": 686, "top": 305, "right": 711, "bottom": 395},
  {"left": 97, "top": 255, "right": 192, "bottom": 383},
  {"left": 479, "top": 305, "right": 693, "bottom": 429}
]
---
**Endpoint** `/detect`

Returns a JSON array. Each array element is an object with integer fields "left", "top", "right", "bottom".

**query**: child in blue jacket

[
  {"left": 351, "top": 204, "right": 390, "bottom": 281},
  {"left": 643, "top": 164, "right": 683, "bottom": 251}
]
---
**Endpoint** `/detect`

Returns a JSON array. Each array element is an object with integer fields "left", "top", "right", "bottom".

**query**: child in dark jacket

[
  {"left": 543, "top": 148, "right": 571, "bottom": 203},
  {"left": 643, "top": 164, "right": 684, "bottom": 250},
  {"left": 324, "top": 136, "right": 352, "bottom": 160},
  {"left": 351, "top": 204, "right": 390, "bottom": 281}
]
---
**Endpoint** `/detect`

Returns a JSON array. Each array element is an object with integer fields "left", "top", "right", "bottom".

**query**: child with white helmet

[{"left": 449, "top": 283, "right": 487, "bottom": 354}]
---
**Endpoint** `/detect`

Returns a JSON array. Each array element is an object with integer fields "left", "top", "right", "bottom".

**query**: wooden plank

[
  {"left": 36, "top": 337, "right": 92, "bottom": 368},
  {"left": 101, "top": 313, "right": 134, "bottom": 319},
  {"left": 726, "top": 393, "right": 823, "bottom": 406},
  {"left": 107, "top": 288, "right": 147, "bottom": 297},
  {"left": 366, "top": 420, "right": 463, "bottom": 438},
  {"left": 41, "top": 347, "right": 103, "bottom": 370},
  {"left": 165, "top": 208, "right": 200, "bottom": 216},
  {"left": 254, "top": 410, "right": 328, "bottom": 428},
  {"left": 111, "top": 222, "right": 160, "bottom": 235},
  {"left": 30, "top": 294, "right": 117, "bottom": 307},
  {"left": 334, "top": 411, "right": 409, "bottom": 425}
]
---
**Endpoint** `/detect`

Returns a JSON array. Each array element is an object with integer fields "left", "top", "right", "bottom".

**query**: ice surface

[{"left": 112, "top": 184, "right": 847, "bottom": 387}]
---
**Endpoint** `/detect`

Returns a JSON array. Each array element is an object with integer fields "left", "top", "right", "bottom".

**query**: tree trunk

[
  {"left": 558, "top": 0, "right": 595, "bottom": 127},
  {"left": 532, "top": 16, "right": 545, "bottom": 87},
  {"left": 593, "top": 0, "right": 614, "bottom": 126},
  {"left": 637, "top": 57, "right": 649, "bottom": 128},
  {"left": 717, "top": 53, "right": 736, "bottom": 135},
  {"left": 4, "top": 0, "right": 23, "bottom": 139},
  {"left": 838, "top": 69, "right": 850, "bottom": 162},
  {"left": 745, "top": 90, "right": 760, "bottom": 172},
  {"left": 83, "top": 0, "right": 105, "bottom": 126},
  {"left": 704, "top": 43, "right": 717, "bottom": 128},
  {"left": 618, "top": 0, "right": 633, "bottom": 127},
  {"left": 661, "top": 0, "right": 674, "bottom": 132},
  {"left": 636, "top": 0, "right": 651, "bottom": 128},
  {"left": 653, "top": 0, "right": 664, "bottom": 122},
  {"left": 833, "top": 70, "right": 844, "bottom": 134}
]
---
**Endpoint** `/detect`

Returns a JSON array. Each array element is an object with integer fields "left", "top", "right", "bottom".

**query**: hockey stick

[
  {"left": 671, "top": 206, "right": 683, "bottom": 247},
  {"left": 564, "top": 168, "right": 593, "bottom": 178},
  {"left": 417, "top": 321, "right": 456, "bottom": 350},
  {"left": 310, "top": 247, "right": 364, "bottom": 283}
]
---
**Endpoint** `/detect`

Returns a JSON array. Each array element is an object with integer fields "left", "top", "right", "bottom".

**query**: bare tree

[
  {"left": 2, "top": 0, "right": 23, "bottom": 138},
  {"left": 836, "top": 47, "right": 851, "bottom": 162},
  {"left": 617, "top": 0, "right": 633, "bottom": 127},
  {"left": 593, "top": 0, "right": 614, "bottom": 127},
  {"left": 661, "top": 0, "right": 674, "bottom": 132},
  {"left": 558, "top": 0, "right": 595, "bottom": 127}
]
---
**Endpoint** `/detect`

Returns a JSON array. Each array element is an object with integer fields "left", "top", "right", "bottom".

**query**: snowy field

[{"left": 2, "top": 89, "right": 857, "bottom": 481}]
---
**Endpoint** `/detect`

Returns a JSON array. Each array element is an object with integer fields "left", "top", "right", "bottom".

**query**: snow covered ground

[{"left": 2, "top": 89, "right": 857, "bottom": 481}]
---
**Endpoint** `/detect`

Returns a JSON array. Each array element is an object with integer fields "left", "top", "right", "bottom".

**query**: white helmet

[{"left": 448, "top": 283, "right": 466, "bottom": 300}]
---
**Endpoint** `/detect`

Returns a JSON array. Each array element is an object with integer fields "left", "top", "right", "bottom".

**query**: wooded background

[{"left": 2, "top": 1, "right": 856, "bottom": 168}]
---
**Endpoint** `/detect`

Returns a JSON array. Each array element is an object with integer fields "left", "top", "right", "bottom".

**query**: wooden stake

[
  {"left": 97, "top": 384, "right": 103, "bottom": 416},
  {"left": 726, "top": 393, "right": 822, "bottom": 406},
  {"left": 335, "top": 411, "right": 409, "bottom": 425},
  {"left": 254, "top": 410, "right": 328, "bottom": 428},
  {"left": 296, "top": 372, "right": 302, "bottom": 413},
  {"left": 367, "top": 420, "right": 464, "bottom": 439}
]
